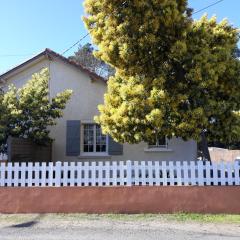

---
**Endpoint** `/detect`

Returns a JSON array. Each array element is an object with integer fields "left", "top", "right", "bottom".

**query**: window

[
  {"left": 83, "top": 124, "right": 107, "bottom": 155},
  {"left": 148, "top": 136, "right": 168, "bottom": 149}
]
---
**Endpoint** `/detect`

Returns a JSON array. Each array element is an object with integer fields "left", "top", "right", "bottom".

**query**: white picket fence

[{"left": 0, "top": 160, "right": 239, "bottom": 187}]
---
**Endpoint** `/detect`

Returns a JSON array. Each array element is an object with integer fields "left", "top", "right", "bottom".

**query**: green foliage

[
  {"left": 182, "top": 16, "right": 240, "bottom": 145},
  {"left": 0, "top": 68, "right": 72, "bottom": 152},
  {"left": 84, "top": 0, "right": 240, "bottom": 145},
  {"left": 69, "top": 43, "right": 115, "bottom": 79}
]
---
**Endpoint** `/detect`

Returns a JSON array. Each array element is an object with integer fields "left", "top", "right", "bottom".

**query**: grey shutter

[
  {"left": 66, "top": 120, "right": 81, "bottom": 156},
  {"left": 108, "top": 135, "right": 123, "bottom": 155}
]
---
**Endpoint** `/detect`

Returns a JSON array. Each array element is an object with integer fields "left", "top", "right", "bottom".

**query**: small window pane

[
  {"left": 101, "top": 145, "right": 106, "bottom": 152},
  {"left": 96, "top": 125, "right": 106, "bottom": 153},
  {"left": 83, "top": 124, "right": 94, "bottom": 152}
]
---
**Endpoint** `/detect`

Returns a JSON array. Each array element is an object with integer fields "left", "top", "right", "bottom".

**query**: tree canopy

[
  {"left": 0, "top": 68, "right": 72, "bottom": 152},
  {"left": 69, "top": 43, "right": 115, "bottom": 80},
  {"left": 83, "top": 0, "right": 240, "bottom": 146}
]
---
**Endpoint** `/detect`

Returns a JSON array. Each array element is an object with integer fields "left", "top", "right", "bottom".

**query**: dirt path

[{"left": 0, "top": 214, "right": 239, "bottom": 240}]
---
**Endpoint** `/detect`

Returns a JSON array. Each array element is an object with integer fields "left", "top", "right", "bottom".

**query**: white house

[{"left": 0, "top": 49, "right": 197, "bottom": 162}]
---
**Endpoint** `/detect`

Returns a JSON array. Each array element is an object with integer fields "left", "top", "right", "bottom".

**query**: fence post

[
  {"left": 126, "top": 160, "right": 132, "bottom": 186},
  {"left": 55, "top": 161, "right": 61, "bottom": 187}
]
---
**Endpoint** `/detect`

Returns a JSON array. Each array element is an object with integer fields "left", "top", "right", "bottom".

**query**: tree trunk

[{"left": 199, "top": 131, "right": 211, "bottom": 162}]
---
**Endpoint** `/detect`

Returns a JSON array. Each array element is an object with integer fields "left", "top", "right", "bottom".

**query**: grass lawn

[
  {"left": 164, "top": 213, "right": 240, "bottom": 224},
  {"left": 0, "top": 213, "right": 240, "bottom": 224},
  {"left": 94, "top": 213, "right": 240, "bottom": 224},
  {"left": 53, "top": 213, "right": 240, "bottom": 224}
]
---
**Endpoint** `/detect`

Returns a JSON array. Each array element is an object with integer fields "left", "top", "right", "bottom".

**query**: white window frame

[{"left": 81, "top": 122, "right": 109, "bottom": 156}]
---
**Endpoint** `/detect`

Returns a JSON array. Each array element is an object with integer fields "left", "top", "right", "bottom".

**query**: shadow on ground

[{"left": 9, "top": 214, "right": 45, "bottom": 228}]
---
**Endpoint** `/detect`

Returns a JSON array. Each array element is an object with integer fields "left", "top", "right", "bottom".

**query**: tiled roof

[{"left": 0, "top": 48, "right": 106, "bottom": 83}]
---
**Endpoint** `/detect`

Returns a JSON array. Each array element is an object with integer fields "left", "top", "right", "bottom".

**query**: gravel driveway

[{"left": 0, "top": 214, "right": 239, "bottom": 240}]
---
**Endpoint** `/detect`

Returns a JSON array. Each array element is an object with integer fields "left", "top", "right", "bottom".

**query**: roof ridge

[{"left": 0, "top": 48, "right": 106, "bottom": 83}]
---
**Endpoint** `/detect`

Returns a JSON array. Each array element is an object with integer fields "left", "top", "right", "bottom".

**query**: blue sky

[{"left": 0, "top": 0, "right": 239, "bottom": 73}]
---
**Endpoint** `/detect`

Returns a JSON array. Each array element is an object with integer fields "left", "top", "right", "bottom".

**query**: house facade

[{"left": 0, "top": 49, "right": 197, "bottom": 162}]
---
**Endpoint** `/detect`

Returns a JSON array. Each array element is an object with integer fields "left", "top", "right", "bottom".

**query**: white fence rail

[{"left": 0, "top": 160, "right": 239, "bottom": 187}]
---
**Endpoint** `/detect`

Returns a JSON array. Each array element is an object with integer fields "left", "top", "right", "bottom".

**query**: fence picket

[
  {"left": 0, "top": 163, "right": 5, "bottom": 186},
  {"left": 205, "top": 161, "right": 211, "bottom": 186},
  {"left": 162, "top": 161, "right": 167, "bottom": 186},
  {"left": 48, "top": 162, "right": 53, "bottom": 186},
  {"left": 7, "top": 162, "right": 13, "bottom": 187},
  {"left": 183, "top": 161, "right": 189, "bottom": 186},
  {"left": 197, "top": 161, "right": 204, "bottom": 186},
  {"left": 104, "top": 161, "right": 109, "bottom": 186},
  {"left": 132, "top": 161, "right": 137, "bottom": 186},
  {"left": 147, "top": 161, "right": 153, "bottom": 186},
  {"left": 62, "top": 162, "right": 69, "bottom": 186},
  {"left": 85, "top": 162, "right": 90, "bottom": 186},
  {"left": 55, "top": 162, "right": 61, "bottom": 187},
  {"left": 190, "top": 161, "right": 196, "bottom": 186},
  {"left": 140, "top": 161, "right": 146, "bottom": 186},
  {"left": 41, "top": 162, "right": 47, "bottom": 187},
  {"left": 69, "top": 162, "right": 75, "bottom": 187},
  {"left": 20, "top": 163, "right": 26, "bottom": 187},
  {"left": 34, "top": 162, "right": 40, "bottom": 187},
  {"left": 155, "top": 161, "right": 160, "bottom": 185},
  {"left": 220, "top": 162, "right": 226, "bottom": 186},
  {"left": 227, "top": 163, "right": 233, "bottom": 186},
  {"left": 119, "top": 161, "right": 125, "bottom": 186},
  {"left": 176, "top": 161, "right": 182, "bottom": 186},
  {"left": 234, "top": 161, "right": 240, "bottom": 185},
  {"left": 98, "top": 162, "right": 103, "bottom": 186},
  {"left": 169, "top": 162, "right": 175, "bottom": 186},
  {"left": 112, "top": 161, "right": 117, "bottom": 186},
  {"left": 126, "top": 160, "right": 132, "bottom": 186},
  {"left": 212, "top": 163, "right": 218, "bottom": 186},
  {"left": 90, "top": 162, "right": 96, "bottom": 186},
  {"left": 13, "top": 162, "right": 19, "bottom": 187},
  {"left": 27, "top": 162, "right": 33, "bottom": 187}
]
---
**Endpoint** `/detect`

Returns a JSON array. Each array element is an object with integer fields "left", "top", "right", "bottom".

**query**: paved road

[{"left": 0, "top": 214, "right": 239, "bottom": 240}]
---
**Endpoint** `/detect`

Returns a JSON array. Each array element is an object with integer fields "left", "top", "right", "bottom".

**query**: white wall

[
  {"left": 1, "top": 57, "right": 197, "bottom": 162},
  {"left": 48, "top": 59, "right": 107, "bottom": 161},
  {"left": 0, "top": 59, "right": 49, "bottom": 91}
]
